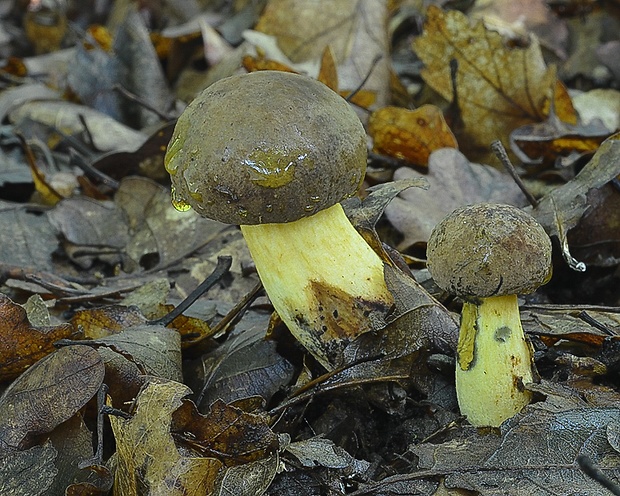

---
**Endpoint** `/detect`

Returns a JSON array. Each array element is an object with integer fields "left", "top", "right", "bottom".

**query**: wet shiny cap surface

[
  {"left": 426, "top": 203, "right": 553, "bottom": 298},
  {"left": 164, "top": 71, "right": 367, "bottom": 225}
]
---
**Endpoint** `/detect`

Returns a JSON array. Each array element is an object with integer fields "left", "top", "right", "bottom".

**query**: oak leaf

[{"left": 413, "top": 6, "right": 573, "bottom": 154}]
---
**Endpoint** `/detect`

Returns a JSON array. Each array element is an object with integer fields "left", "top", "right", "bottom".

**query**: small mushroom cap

[
  {"left": 164, "top": 71, "right": 367, "bottom": 225},
  {"left": 426, "top": 203, "right": 552, "bottom": 298}
]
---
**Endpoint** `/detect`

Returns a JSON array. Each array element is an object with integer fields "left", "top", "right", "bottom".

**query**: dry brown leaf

[
  {"left": 317, "top": 46, "right": 339, "bottom": 91},
  {"left": 255, "top": 0, "right": 390, "bottom": 107},
  {"left": 0, "top": 345, "right": 104, "bottom": 453},
  {"left": 413, "top": 6, "right": 573, "bottom": 154},
  {"left": 71, "top": 306, "right": 148, "bottom": 339},
  {"left": 384, "top": 149, "right": 526, "bottom": 250},
  {"left": 368, "top": 105, "right": 458, "bottom": 166},
  {"left": 241, "top": 53, "right": 298, "bottom": 74},
  {"left": 110, "top": 380, "right": 222, "bottom": 496},
  {"left": 0, "top": 293, "right": 77, "bottom": 381}
]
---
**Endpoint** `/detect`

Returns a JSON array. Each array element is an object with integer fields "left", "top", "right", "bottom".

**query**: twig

[
  {"left": 148, "top": 256, "right": 232, "bottom": 327},
  {"left": 207, "top": 280, "right": 264, "bottom": 338},
  {"left": 577, "top": 455, "right": 620, "bottom": 495},
  {"left": 113, "top": 84, "right": 172, "bottom": 121},
  {"left": 491, "top": 140, "right": 539, "bottom": 207},
  {"left": 345, "top": 54, "right": 382, "bottom": 104}
]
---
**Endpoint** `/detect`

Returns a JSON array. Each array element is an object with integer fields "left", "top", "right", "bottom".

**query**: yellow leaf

[
  {"left": 368, "top": 105, "right": 458, "bottom": 166},
  {"left": 413, "top": 6, "right": 559, "bottom": 152},
  {"left": 110, "top": 381, "right": 222, "bottom": 496}
]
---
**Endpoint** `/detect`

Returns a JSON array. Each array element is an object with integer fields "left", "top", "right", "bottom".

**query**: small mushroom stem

[
  {"left": 456, "top": 294, "right": 534, "bottom": 427},
  {"left": 240, "top": 202, "right": 393, "bottom": 370}
]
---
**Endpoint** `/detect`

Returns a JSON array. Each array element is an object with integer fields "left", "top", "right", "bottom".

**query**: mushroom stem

[
  {"left": 456, "top": 294, "right": 534, "bottom": 427},
  {"left": 240, "top": 202, "right": 393, "bottom": 370}
]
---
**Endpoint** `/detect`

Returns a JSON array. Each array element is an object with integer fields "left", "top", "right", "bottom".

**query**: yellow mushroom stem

[
  {"left": 456, "top": 294, "right": 534, "bottom": 427},
  {"left": 240, "top": 202, "right": 393, "bottom": 370}
]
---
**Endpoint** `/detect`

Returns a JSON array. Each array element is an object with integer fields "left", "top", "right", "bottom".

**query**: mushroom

[
  {"left": 164, "top": 71, "right": 393, "bottom": 370},
  {"left": 426, "top": 203, "right": 552, "bottom": 427}
]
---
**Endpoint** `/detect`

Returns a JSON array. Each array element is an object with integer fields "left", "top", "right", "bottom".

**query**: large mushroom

[
  {"left": 426, "top": 203, "right": 552, "bottom": 427},
  {"left": 164, "top": 70, "right": 393, "bottom": 370}
]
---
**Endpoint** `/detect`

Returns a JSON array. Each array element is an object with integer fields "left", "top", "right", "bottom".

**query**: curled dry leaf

[
  {"left": 0, "top": 345, "right": 104, "bottom": 454},
  {"left": 510, "top": 108, "right": 612, "bottom": 165},
  {"left": 413, "top": 6, "right": 574, "bottom": 154},
  {"left": 110, "top": 380, "right": 222, "bottom": 496},
  {"left": 368, "top": 105, "right": 458, "bottom": 166},
  {"left": 0, "top": 293, "right": 78, "bottom": 381},
  {"left": 527, "top": 133, "right": 620, "bottom": 271}
]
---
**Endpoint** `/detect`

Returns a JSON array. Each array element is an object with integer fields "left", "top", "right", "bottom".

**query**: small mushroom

[
  {"left": 426, "top": 203, "right": 552, "bottom": 427},
  {"left": 164, "top": 71, "right": 393, "bottom": 369}
]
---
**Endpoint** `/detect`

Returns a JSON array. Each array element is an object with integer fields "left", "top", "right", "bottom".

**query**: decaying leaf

[
  {"left": 522, "top": 306, "right": 620, "bottom": 347},
  {"left": 193, "top": 325, "right": 295, "bottom": 411},
  {"left": 172, "top": 398, "right": 280, "bottom": 466},
  {"left": 90, "top": 324, "right": 183, "bottom": 382},
  {"left": 0, "top": 293, "right": 78, "bottom": 381},
  {"left": 384, "top": 148, "right": 527, "bottom": 250},
  {"left": 411, "top": 403, "right": 620, "bottom": 494},
  {"left": 413, "top": 6, "right": 570, "bottom": 154},
  {"left": 110, "top": 380, "right": 222, "bottom": 496},
  {"left": 71, "top": 305, "right": 148, "bottom": 339},
  {"left": 528, "top": 134, "right": 620, "bottom": 271},
  {"left": 0, "top": 442, "right": 57, "bottom": 495},
  {"left": 511, "top": 107, "right": 612, "bottom": 164},
  {"left": 0, "top": 203, "right": 58, "bottom": 271},
  {"left": 255, "top": 0, "right": 390, "bottom": 107},
  {"left": 0, "top": 345, "right": 104, "bottom": 453},
  {"left": 368, "top": 105, "right": 458, "bottom": 166}
]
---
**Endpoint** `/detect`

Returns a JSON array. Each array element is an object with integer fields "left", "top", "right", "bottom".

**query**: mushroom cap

[
  {"left": 426, "top": 203, "right": 552, "bottom": 298},
  {"left": 164, "top": 71, "right": 367, "bottom": 225}
]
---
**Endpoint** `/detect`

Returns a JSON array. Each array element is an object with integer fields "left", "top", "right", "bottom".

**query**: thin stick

[
  {"left": 491, "top": 140, "right": 539, "bottom": 207},
  {"left": 148, "top": 256, "right": 232, "bottom": 327}
]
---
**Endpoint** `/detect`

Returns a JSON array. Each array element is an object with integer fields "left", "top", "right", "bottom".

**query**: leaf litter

[{"left": 0, "top": 1, "right": 619, "bottom": 495}]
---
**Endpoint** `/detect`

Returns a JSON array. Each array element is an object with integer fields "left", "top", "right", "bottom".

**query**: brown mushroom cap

[
  {"left": 426, "top": 203, "right": 552, "bottom": 298},
  {"left": 164, "top": 71, "right": 367, "bottom": 225}
]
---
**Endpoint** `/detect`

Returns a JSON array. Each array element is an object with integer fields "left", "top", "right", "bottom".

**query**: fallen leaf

[
  {"left": 413, "top": 6, "right": 571, "bottom": 154},
  {"left": 9, "top": 99, "right": 146, "bottom": 153},
  {"left": 0, "top": 442, "right": 57, "bottom": 495},
  {"left": 110, "top": 380, "right": 222, "bottom": 496},
  {"left": 384, "top": 148, "right": 526, "bottom": 250},
  {"left": 528, "top": 133, "right": 620, "bottom": 271},
  {"left": 255, "top": 0, "right": 390, "bottom": 107},
  {"left": 470, "top": 0, "right": 569, "bottom": 59},
  {"left": 172, "top": 398, "right": 279, "bottom": 465},
  {"left": 521, "top": 307, "right": 620, "bottom": 346},
  {"left": 510, "top": 108, "right": 611, "bottom": 165},
  {"left": 412, "top": 405, "right": 620, "bottom": 494},
  {"left": 192, "top": 325, "right": 295, "bottom": 411},
  {"left": 214, "top": 455, "right": 279, "bottom": 495},
  {"left": 0, "top": 345, "right": 104, "bottom": 453},
  {"left": 0, "top": 202, "right": 58, "bottom": 271},
  {"left": 368, "top": 105, "right": 458, "bottom": 166},
  {"left": 572, "top": 88, "right": 620, "bottom": 132},
  {"left": 0, "top": 293, "right": 77, "bottom": 381},
  {"left": 71, "top": 305, "right": 148, "bottom": 339},
  {"left": 90, "top": 325, "right": 183, "bottom": 382}
]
